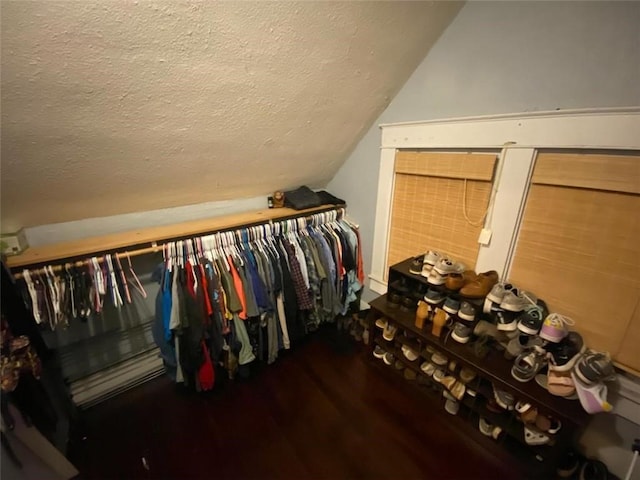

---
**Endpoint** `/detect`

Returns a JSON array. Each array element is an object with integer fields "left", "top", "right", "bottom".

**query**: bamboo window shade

[
  {"left": 386, "top": 151, "right": 497, "bottom": 276},
  {"left": 509, "top": 151, "right": 640, "bottom": 374}
]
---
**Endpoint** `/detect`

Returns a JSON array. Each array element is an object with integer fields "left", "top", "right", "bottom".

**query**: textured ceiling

[{"left": 1, "top": 1, "right": 462, "bottom": 231}]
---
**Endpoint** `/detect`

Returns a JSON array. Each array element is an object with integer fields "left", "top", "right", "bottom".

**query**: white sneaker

[
  {"left": 434, "top": 258, "right": 465, "bottom": 275},
  {"left": 427, "top": 269, "right": 447, "bottom": 286},
  {"left": 424, "top": 250, "right": 442, "bottom": 266},
  {"left": 500, "top": 289, "right": 537, "bottom": 312},
  {"left": 420, "top": 361, "right": 436, "bottom": 376},
  {"left": 486, "top": 283, "right": 514, "bottom": 304}
]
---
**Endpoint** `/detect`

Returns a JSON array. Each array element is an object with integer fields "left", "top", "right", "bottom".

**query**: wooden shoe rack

[{"left": 366, "top": 258, "right": 589, "bottom": 479}]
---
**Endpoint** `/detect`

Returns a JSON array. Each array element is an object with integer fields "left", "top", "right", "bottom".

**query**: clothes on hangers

[
  {"left": 13, "top": 208, "right": 363, "bottom": 392},
  {"left": 150, "top": 209, "right": 363, "bottom": 390}
]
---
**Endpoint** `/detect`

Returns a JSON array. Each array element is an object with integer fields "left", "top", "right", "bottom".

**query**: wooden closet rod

[{"left": 9, "top": 204, "right": 344, "bottom": 276}]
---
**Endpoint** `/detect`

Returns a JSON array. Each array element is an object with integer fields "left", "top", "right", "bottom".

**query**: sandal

[
  {"left": 524, "top": 425, "right": 551, "bottom": 446},
  {"left": 511, "top": 346, "right": 547, "bottom": 382}
]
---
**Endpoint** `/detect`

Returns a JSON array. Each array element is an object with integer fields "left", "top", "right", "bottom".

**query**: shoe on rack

[
  {"left": 451, "top": 322, "right": 473, "bottom": 344},
  {"left": 491, "top": 426, "right": 504, "bottom": 441},
  {"left": 450, "top": 380, "right": 466, "bottom": 400},
  {"left": 511, "top": 345, "right": 547, "bottom": 382},
  {"left": 427, "top": 269, "right": 448, "bottom": 286},
  {"left": 460, "top": 270, "right": 499, "bottom": 298},
  {"left": 535, "top": 414, "right": 562, "bottom": 434},
  {"left": 434, "top": 258, "right": 465, "bottom": 276},
  {"left": 575, "top": 350, "right": 616, "bottom": 385},
  {"left": 495, "top": 309, "right": 519, "bottom": 332},
  {"left": 504, "top": 333, "right": 543, "bottom": 361},
  {"left": 420, "top": 361, "right": 436, "bottom": 376},
  {"left": 478, "top": 417, "right": 494, "bottom": 437},
  {"left": 431, "top": 309, "right": 448, "bottom": 338},
  {"left": 400, "top": 296, "right": 417, "bottom": 312},
  {"left": 401, "top": 344, "right": 419, "bottom": 362},
  {"left": 443, "top": 297, "right": 461, "bottom": 315},
  {"left": 409, "top": 254, "right": 426, "bottom": 275},
  {"left": 501, "top": 289, "right": 537, "bottom": 312},
  {"left": 546, "top": 369, "right": 577, "bottom": 398},
  {"left": 473, "top": 320, "right": 499, "bottom": 338},
  {"left": 540, "top": 313, "right": 575, "bottom": 343},
  {"left": 493, "top": 385, "right": 516, "bottom": 410},
  {"left": 441, "top": 376, "right": 466, "bottom": 400},
  {"left": 424, "top": 250, "right": 443, "bottom": 267},
  {"left": 432, "top": 368, "right": 446, "bottom": 383},
  {"left": 441, "top": 375, "right": 457, "bottom": 390},
  {"left": 387, "top": 292, "right": 401, "bottom": 308},
  {"left": 424, "top": 288, "right": 446, "bottom": 305},
  {"left": 394, "top": 359, "right": 404, "bottom": 370},
  {"left": 383, "top": 352, "right": 395, "bottom": 365},
  {"left": 375, "top": 318, "right": 388, "bottom": 329},
  {"left": 459, "top": 367, "right": 477, "bottom": 384},
  {"left": 445, "top": 270, "right": 477, "bottom": 291},
  {"left": 458, "top": 301, "right": 476, "bottom": 321},
  {"left": 382, "top": 323, "right": 398, "bottom": 341},
  {"left": 483, "top": 298, "right": 497, "bottom": 315},
  {"left": 444, "top": 398, "right": 460, "bottom": 415},
  {"left": 373, "top": 345, "right": 385, "bottom": 359},
  {"left": 524, "top": 425, "right": 551, "bottom": 446},
  {"left": 572, "top": 373, "right": 613, "bottom": 414},
  {"left": 448, "top": 360, "right": 457, "bottom": 372},
  {"left": 431, "top": 350, "right": 448, "bottom": 366},
  {"left": 517, "top": 300, "right": 548, "bottom": 335},
  {"left": 547, "top": 331, "right": 585, "bottom": 372},
  {"left": 486, "top": 283, "right": 514, "bottom": 304}
]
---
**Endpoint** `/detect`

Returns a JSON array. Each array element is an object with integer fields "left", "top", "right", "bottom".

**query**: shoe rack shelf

[{"left": 367, "top": 258, "right": 590, "bottom": 477}]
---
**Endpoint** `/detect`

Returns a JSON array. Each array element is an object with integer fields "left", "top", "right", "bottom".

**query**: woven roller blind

[
  {"left": 386, "top": 151, "right": 497, "bottom": 275},
  {"left": 509, "top": 152, "right": 640, "bottom": 374}
]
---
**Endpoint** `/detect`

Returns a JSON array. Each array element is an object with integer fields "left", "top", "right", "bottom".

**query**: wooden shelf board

[{"left": 6, "top": 204, "right": 342, "bottom": 268}]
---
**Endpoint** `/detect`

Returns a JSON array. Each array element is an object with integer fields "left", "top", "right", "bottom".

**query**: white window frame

[{"left": 369, "top": 107, "right": 640, "bottom": 295}]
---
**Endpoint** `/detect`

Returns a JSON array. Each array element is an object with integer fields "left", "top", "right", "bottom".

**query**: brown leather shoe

[
  {"left": 460, "top": 270, "right": 499, "bottom": 298},
  {"left": 445, "top": 270, "right": 477, "bottom": 291}
]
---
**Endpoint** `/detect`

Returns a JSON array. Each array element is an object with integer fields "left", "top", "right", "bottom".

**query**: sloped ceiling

[{"left": 1, "top": 1, "right": 462, "bottom": 231}]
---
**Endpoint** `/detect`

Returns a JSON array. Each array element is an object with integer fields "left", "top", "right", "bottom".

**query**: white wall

[
  {"left": 326, "top": 2, "right": 640, "bottom": 477},
  {"left": 327, "top": 0, "right": 640, "bottom": 303}
]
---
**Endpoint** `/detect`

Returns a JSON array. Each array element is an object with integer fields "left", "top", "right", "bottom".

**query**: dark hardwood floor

[{"left": 68, "top": 328, "right": 523, "bottom": 480}]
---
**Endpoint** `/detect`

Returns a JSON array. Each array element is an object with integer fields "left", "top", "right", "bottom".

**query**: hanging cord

[
  {"left": 462, "top": 178, "right": 490, "bottom": 227},
  {"left": 462, "top": 143, "right": 515, "bottom": 228}
]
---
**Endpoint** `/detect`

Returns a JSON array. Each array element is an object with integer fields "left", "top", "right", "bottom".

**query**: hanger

[
  {"left": 22, "top": 269, "right": 42, "bottom": 324},
  {"left": 125, "top": 252, "right": 147, "bottom": 299},
  {"left": 115, "top": 253, "right": 132, "bottom": 304},
  {"left": 44, "top": 265, "right": 61, "bottom": 329},
  {"left": 64, "top": 263, "right": 77, "bottom": 318},
  {"left": 105, "top": 254, "right": 123, "bottom": 308}
]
